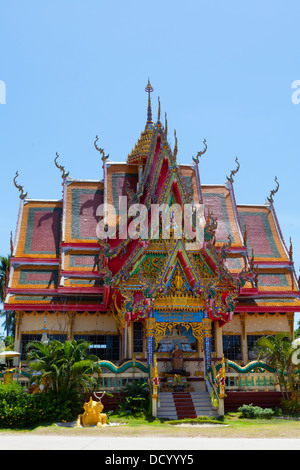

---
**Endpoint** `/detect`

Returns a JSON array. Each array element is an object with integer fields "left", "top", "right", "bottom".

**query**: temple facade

[{"left": 4, "top": 82, "right": 300, "bottom": 393}]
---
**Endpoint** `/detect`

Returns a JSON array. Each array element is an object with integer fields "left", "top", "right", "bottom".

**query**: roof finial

[
  {"left": 145, "top": 79, "right": 154, "bottom": 125},
  {"left": 192, "top": 139, "right": 207, "bottom": 164},
  {"left": 54, "top": 152, "right": 69, "bottom": 179},
  {"left": 165, "top": 112, "right": 168, "bottom": 137},
  {"left": 227, "top": 157, "right": 240, "bottom": 183},
  {"left": 94, "top": 135, "right": 109, "bottom": 167},
  {"left": 174, "top": 129, "right": 178, "bottom": 160},
  {"left": 267, "top": 176, "right": 279, "bottom": 203},
  {"left": 13, "top": 171, "right": 28, "bottom": 199},
  {"left": 157, "top": 96, "right": 161, "bottom": 122}
]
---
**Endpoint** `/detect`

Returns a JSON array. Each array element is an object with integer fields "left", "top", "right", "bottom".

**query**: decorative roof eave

[
  {"left": 4, "top": 304, "right": 107, "bottom": 312},
  {"left": 238, "top": 290, "right": 300, "bottom": 299},
  {"left": 10, "top": 258, "right": 60, "bottom": 267},
  {"left": 235, "top": 305, "right": 300, "bottom": 313}
]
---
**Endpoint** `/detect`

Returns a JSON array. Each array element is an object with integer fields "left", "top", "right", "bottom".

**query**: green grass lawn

[{"left": 1, "top": 412, "right": 299, "bottom": 439}]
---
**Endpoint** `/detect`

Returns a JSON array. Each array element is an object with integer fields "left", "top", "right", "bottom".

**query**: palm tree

[
  {"left": 26, "top": 339, "right": 102, "bottom": 401},
  {"left": 0, "top": 255, "right": 15, "bottom": 337},
  {"left": 255, "top": 332, "right": 300, "bottom": 414}
]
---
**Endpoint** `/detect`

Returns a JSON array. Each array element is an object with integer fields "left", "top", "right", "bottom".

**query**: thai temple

[{"left": 4, "top": 81, "right": 300, "bottom": 416}]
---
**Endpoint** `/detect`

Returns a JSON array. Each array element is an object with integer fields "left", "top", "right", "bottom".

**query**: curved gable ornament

[
  {"left": 192, "top": 139, "right": 207, "bottom": 164},
  {"left": 54, "top": 153, "right": 69, "bottom": 179},
  {"left": 13, "top": 171, "right": 28, "bottom": 199},
  {"left": 267, "top": 176, "right": 279, "bottom": 203},
  {"left": 226, "top": 157, "right": 240, "bottom": 183}
]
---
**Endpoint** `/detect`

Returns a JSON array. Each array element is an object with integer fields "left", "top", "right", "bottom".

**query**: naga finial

[
  {"left": 267, "top": 176, "right": 279, "bottom": 203},
  {"left": 192, "top": 139, "right": 207, "bottom": 164},
  {"left": 10, "top": 231, "right": 14, "bottom": 256},
  {"left": 174, "top": 129, "right": 178, "bottom": 160},
  {"left": 227, "top": 157, "right": 240, "bottom": 183},
  {"left": 157, "top": 96, "right": 161, "bottom": 122},
  {"left": 54, "top": 152, "right": 69, "bottom": 179},
  {"left": 13, "top": 171, "right": 28, "bottom": 199},
  {"left": 94, "top": 135, "right": 109, "bottom": 164},
  {"left": 243, "top": 222, "right": 248, "bottom": 247},
  {"left": 289, "top": 237, "right": 293, "bottom": 261},
  {"left": 164, "top": 112, "right": 168, "bottom": 138}
]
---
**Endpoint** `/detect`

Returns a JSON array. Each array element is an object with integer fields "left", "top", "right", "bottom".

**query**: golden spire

[{"left": 145, "top": 79, "right": 154, "bottom": 125}]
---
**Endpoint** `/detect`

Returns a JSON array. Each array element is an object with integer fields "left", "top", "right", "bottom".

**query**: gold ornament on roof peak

[{"left": 145, "top": 79, "right": 154, "bottom": 124}]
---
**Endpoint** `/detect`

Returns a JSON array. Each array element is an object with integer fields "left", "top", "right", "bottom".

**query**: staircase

[{"left": 157, "top": 392, "right": 219, "bottom": 420}]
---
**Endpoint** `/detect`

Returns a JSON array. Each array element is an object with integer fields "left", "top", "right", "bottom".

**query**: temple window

[
  {"left": 133, "top": 322, "right": 144, "bottom": 354},
  {"left": 48, "top": 334, "right": 67, "bottom": 343},
  {"left": 74, "top": 334, "right": 120, "bottom": 361},
  {"left": 222, "top": 334, "right": 242, "bottom": 361},
  {"left": 247, "top": 334, "right": 264, "bottom": 361},
  {"left": 20, "top": 334, "right": 42, "bottom": 360}
]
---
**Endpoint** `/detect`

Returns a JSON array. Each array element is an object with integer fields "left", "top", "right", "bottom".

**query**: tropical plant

[
  {"left": 255, "top": 332, "right": 300, "bottom": 415},
  {"left": 26, "top": 339, "right": 102, "bottom": 405},
  {"left": 294, "top": 320, "right": 300, "bottom": 339},
  {"left": 118, "top": 381, "right": 150, "bottom": 416}
]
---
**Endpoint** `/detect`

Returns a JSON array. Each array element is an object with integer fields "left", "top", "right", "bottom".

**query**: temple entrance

[
  {"left": 156, "top": 324, "right": 197, "bottom": 354},
  {"left": 154, "top": 322, "right": 204, "bottom": 392}
]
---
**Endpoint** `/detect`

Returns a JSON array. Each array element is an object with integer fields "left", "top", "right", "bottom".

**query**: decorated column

[
  {"left": 146, "top": 317, "right": 156, "bottom": 366},
  {"left": 203, "top": 311, "right": 212, "bottom": 375}
]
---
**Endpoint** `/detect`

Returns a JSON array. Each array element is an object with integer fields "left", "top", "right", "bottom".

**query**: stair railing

[{"left": 206, "top": 355, "right": 226, "bottom": 416}]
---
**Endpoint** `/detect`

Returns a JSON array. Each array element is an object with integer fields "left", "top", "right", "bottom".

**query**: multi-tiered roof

[{"left": 5, "top": 82, "right": 300, "bottom": 325}]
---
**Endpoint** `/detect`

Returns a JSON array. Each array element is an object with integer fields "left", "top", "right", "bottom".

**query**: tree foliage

[
  {"left": 26, "top": 339, "right": 102, "bottom": 404},
  {"left": 0, "top": 255, "right": 15, "bottom": 337},
  {"left": 255, "top": 332, "right": 300, "bottom": 415}
]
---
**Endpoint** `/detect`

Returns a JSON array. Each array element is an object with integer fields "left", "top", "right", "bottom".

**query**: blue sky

[{"left": 0, "top": 0, "right": 300, "bottom": 330}]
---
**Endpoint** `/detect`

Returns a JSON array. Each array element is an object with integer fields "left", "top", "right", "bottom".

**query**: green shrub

[
  {"left": 238, "top": 403, "right": 274, "bottom": 419},
  {"left": 118, "top": 382, "right": 150, "bottom": 416},
  {"left": 279, "top": 399, "right": 300, "bottom": 416},
  {"left": 0, "top": 382, "right": 82, "bottom": 429}
]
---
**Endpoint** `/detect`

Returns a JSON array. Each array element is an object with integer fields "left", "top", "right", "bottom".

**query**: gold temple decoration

[
  {"left": 154, "top": 322, "right": 204, "bottom": 349},
  {"left": 202, "top": 318, "right": 212, "bottom": 338},
  {"left": 145, "top": 78, "right": 154, "bottom": 124},
  {"left": 146, "top": 318, "right": 156, "bottom": 338},
  {"left": 76, "top": 393, "right": 107, "bottom": 428}
]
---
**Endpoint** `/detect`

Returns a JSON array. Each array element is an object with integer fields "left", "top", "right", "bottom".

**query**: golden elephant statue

[{"left": 76, "top": 393, "right": 107, "bottom": 428}]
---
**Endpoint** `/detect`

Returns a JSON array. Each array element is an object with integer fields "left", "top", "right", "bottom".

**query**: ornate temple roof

[{"left": 5, "top": 83, "right": 300, "bottom": 318}]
